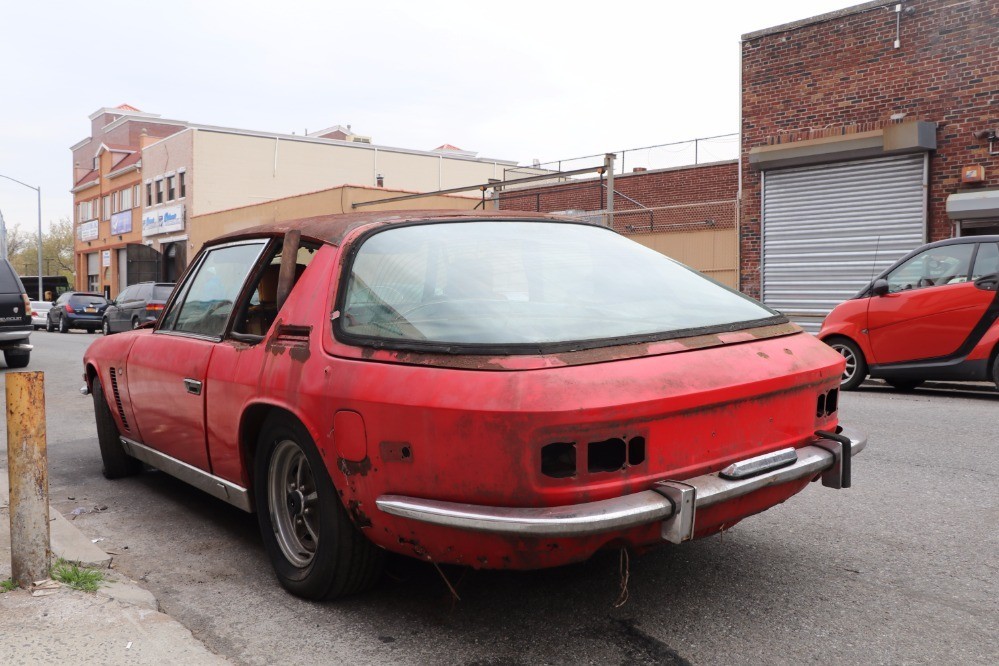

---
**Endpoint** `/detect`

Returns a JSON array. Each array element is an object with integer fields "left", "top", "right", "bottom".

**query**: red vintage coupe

[{"left": 84, "top": 210, "right": 865, "bottom": 599}]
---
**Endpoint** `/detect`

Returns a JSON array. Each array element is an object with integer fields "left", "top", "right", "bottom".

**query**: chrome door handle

[{"left": 184, "top": 379, "right": 203, "bottom": 395}]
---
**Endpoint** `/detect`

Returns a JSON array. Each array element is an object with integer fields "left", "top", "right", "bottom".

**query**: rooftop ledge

[{"left": 748, "top": 121, "right": 936, "bottom": 171}]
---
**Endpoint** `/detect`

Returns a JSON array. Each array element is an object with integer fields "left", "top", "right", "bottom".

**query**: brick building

[
  {"left": 741, "top": 0, "right": 999, "bottom": 330},
  {"left": 497, "top": 161, "right": 740, "bottom": 287}
]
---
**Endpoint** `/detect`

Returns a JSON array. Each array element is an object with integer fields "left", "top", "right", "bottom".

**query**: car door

[
  {"left": 868, "top": 242, "right": 993, "bottom": 364},
  {"left": 125, "top": 241, "right": 267, "bottom": 470},
  {"left": 129, "top": 283, "right": 152, "bottom": 326},
  {"left": 110, "top": 286, "right": 133, "bottom": 332}
]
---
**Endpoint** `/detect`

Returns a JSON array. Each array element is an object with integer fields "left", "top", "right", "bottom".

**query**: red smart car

[
  {"left": 820, "top": 236, "right": 999, "bottom": 391},
  {"left": 84, "top": 210, "right": 865, "bottom": 599}
]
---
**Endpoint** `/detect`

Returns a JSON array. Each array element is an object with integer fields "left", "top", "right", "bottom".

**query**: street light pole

[{"left": 0, "top": 174, "right": 43, "bottom": 301}]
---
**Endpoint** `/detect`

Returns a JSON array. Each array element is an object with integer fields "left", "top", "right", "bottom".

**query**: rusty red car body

[{"left": 83, "top": 210, "right": 865, "bottom": 599}]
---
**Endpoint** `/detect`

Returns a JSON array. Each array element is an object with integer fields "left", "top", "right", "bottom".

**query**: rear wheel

[
  {"left": 92, "top": 378, "right": 141, "bottom": 479},
  {"left": 58, "top": 316, "right": 68, "bottom": 333},
  {"left": 3, "top": 350, "right": 30, "bottom": 368},
  {"left": 254, "top": 415, "right": 383, "bottom": 599},
  {"left": 827, "top": 338, "right": 868, "bottom": 391},
  {"left": 131, "top": 318, "right": 140, "bottom": 330},
  {"left": 45, "top": 317, "right": 54, "bottom": 332},
  {"left": 102, "top": 318, "right": 112, "bottom": 336}
]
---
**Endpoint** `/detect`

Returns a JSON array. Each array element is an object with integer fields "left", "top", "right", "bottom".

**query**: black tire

[
  {"left": 92, "top": 378, "right": 141, "bottom": 479},
  {"left": 45, "top": 316, "right": 54, "bottom": 332},
  {"left": 826, "top": 337, "right": 868, "bottom": 391},
  {"left": 102, "top": 318, "right": 112, "bottom": 336},
  {"left": 254, "top": 415, "right": 383, "bottom": 600},
  {"left": 131, "top": 318, "right": 140, "bottom": 330},
  {"left": 58, "top": 315, "right": 69, "bottom": 333},
  {"left": 992, "top": 355, "right": 999, "bottom": 391},
  {"left": 3, "top": 350, "right": 30, "bottom": 369},
  {"left": 886, "top": 379, "right": 924, "bottom": 392}
]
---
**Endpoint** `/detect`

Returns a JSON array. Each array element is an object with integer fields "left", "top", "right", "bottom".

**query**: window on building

[
  {"left": 167, "top": 175, "right": 175, "bottom": 201},
  {"left": 102, "top": 196, "right": 110, "bottom": 221},
  {"left": 146, "top": 182, "right": 153, "bottom": 207},
  {"left": 134, "top": 184, "right": 141, "bottom": 208},
  {"left": 112, "top": 191, "right": 119, "bottom": 214},
  {"left": 179, "top": 171, "right": 186, "bottom": 198},
  {"left": 92, "top": 156, "right": 99, "bottom": 170},
  {"left": 155, "top": 179, "right": 164, "bottom": 204},
  {"left": 120, "top": 186, "right": 132, "bottom": 211}
]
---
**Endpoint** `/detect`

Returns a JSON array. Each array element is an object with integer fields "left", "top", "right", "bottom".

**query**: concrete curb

[{"left": 2, "top": 467, "right": 230, "bottom": 664}]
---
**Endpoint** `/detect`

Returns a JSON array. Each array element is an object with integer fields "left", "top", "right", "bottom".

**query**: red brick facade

[
  {"left": 497, "top": 161, "right": 738, "bottom": 234},
  {"left": 740, "top": 0, "right": 999, "bottom": 297}
]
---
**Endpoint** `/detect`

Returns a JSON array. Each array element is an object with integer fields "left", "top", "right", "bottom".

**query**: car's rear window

[
  {"left": 338, "top": 221, "right": 780, "bottom": 351},
  {"left": 70, "top": 294, "right": 108, "bottom": 307},
  {"left": 0, "top": 262, "right": 24, "bottom": 293},
  {"left": 152, "top": 285, "right": 174, "bottom": 300}
]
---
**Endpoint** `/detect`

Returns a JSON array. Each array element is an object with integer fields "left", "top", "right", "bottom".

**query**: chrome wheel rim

[
  {"left": 831, "top": 344, "right": 856, "bottom": 384},
  {"left": 103, "top": 320, "right": 110, "bottom": 335},
  {"left": 267, "top": 439, "right": 320, "bottom": 568}
]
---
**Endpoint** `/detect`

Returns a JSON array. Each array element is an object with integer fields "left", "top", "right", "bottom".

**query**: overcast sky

[{"left": 0, "top": 0, "right": 855, "bottom": 233}]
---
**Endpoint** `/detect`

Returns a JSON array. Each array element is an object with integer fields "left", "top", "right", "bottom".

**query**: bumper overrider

[{"left": 376, "top": 426, "right": 866, "bottom": 544}]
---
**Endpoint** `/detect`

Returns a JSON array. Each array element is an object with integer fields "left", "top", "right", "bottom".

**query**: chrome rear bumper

[{"left": 376, "top": 426, "right": 866, "bottom": 543}]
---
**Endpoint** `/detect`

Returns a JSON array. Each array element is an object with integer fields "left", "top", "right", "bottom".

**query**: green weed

[
  {"left": 0, "top": 578, "right": 16, "bottom": 593},
  {"left": 50, "top": 559, "right": 104, "bottom": 592}
]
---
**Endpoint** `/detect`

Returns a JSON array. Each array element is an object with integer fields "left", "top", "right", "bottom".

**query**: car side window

[
  {"left": 885, "top": 244, "right": 974, "bottom": 293},
  {"left": 117, "top": 286, "right": 134, "bottom": 303},
  {"left": 159, "top": 242, "right": 266, "bottom": 338},
  {"left": 136, "top": 284, "right": 153, "bottom": 300},
  {"left": 972, "top": 243, "right": 999, "bottom": 279}
]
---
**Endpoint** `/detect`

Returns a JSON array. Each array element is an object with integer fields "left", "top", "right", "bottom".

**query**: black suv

[
  {"left": 102, "top": 282, "right": 175, "bottom": 335},
  {"left": 46, "top": 292, "right": 109, "bottom": 333},
  {"left": 0, "top": 259, "right": 33, "bottom": 367}
]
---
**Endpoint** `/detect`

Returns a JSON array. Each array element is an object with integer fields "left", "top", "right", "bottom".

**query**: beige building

[
  {"left": 72, "top": 107, "right": 520, "bottom": 294},
  {"left": 191, "top": 184, "right": 481, "bottom": 248},
  {"left": 140, "top": 123, "right": 516, "bottom": 281}
]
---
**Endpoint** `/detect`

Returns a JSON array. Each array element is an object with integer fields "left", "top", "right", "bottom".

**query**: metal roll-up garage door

[{"left": 762, "top": 153, "right": 927, "bottom": 332}]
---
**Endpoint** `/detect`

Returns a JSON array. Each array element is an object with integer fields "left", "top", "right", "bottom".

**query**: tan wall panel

[
  {"left": 191, "top": 131, "right": 513, "bottom": 218},
  {"left": 189, "top": 186, "right": 479, "bottom": 253},
  {"left": 628, "top": 228, "right": 738, "bottom": 288}
]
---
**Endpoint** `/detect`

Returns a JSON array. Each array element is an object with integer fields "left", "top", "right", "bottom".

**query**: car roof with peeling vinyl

[{"left": 210, "top": 209, "right": 592, "bottom": 247}]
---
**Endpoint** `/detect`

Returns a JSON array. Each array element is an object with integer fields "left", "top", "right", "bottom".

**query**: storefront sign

[
  {"left": 111, "top": 210, "right": 132, "bottom": 235},
  {"left": 79, "top": 219, "right": 98, "bottom": 241},
  {"left": 102, "top": 250, "right": 111, "bottom": 267},
  {"left": 142, "top": 204, "right": 185, "bottom": 237}
]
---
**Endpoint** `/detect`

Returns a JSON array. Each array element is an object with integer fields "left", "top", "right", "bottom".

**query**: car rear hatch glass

[{"left": 338, "top": 221, "right": 783, "bottom": 354}]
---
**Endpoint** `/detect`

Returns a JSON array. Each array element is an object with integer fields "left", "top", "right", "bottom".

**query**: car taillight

[
  {"left": 147, "top": 302, "right": 165, "bottom": 312},
  {"left": 65, "top": 303, "right": 75, "bottom": 313},
  {"left": 22, "top": 294, "right": 31, "bottom": 316}
]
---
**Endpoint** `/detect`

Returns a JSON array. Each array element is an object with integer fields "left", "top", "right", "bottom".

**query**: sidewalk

[{"left": 1, "top": 469, "right": 229, "bottom": 665}]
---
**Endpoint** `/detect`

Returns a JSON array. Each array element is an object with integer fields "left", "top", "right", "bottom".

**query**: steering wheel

[{"left": 916, "top": 277, "right": 933, "bottom": 288}]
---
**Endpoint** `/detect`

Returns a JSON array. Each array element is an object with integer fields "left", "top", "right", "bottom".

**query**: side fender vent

[
  {"left": 108, "top": 368, "right": 130, "bottom": 431},
  {"left": 273, "top": 324, "right": 312, "bottom": 347}
]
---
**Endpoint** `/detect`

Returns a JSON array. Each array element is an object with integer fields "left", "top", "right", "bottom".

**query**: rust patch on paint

[
  {"left": 338, "top": 456, "right": 372, "bottom": 477},
  {"left": 347, "top": 500, "right": 372, "bottom": 528},
  {"left": 380, "top": 441, "right": 414, "bottom": 463}
]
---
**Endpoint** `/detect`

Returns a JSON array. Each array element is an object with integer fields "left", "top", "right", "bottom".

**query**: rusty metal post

[{"left": 6, "top": 371, "right": 51, "bottom": 587}]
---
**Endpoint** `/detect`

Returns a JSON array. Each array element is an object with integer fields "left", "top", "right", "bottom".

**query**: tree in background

[{"left": 7, "top": 218, "right": 74, "bottom": 279}]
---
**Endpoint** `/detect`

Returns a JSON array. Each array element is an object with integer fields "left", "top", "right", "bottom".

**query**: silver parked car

[{"left": 30, "top": 300, "right": 52, "bottom": 329}]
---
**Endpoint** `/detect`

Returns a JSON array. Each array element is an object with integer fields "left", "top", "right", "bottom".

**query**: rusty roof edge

[
  {"left": 210, "top": 209, "right": 584, "bottom": 247},
  {"left": 741, "top": 0, "right": 895, "bottom": 41}
]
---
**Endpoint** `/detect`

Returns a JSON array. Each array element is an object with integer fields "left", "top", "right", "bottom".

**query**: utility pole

[
  {"left": 604, "top": 153, "right": 616, "bottom": 228},
  {"left": 0, "top": 208, "right": 7, "bottom": 258}
]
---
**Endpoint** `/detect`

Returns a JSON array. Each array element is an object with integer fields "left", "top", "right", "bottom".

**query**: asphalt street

[{"left": 2, "top": 329, "right": 996, "bottom": 665}]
